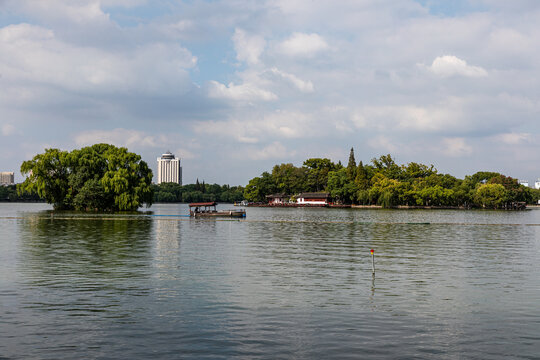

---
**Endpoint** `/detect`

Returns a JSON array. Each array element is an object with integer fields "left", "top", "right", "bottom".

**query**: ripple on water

[{"left": 1, "top": 204, "right": 540, "bottom": 359}]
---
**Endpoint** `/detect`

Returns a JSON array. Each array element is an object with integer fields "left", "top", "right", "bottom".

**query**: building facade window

[{"left": 157, "top": 152, "right": 182, "bottom": 185}]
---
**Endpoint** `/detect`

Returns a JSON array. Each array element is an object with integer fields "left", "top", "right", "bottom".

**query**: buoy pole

[{"left": 371, "top": 249, "right": 375, "bottom": 275}]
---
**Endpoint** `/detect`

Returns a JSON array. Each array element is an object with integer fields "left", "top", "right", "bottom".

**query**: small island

[
  {"left": 243, "top": 148, "right": 539, "bottom": 209},
  {"left": 18, "top": 144, "right": 153, "bottom": 211}
]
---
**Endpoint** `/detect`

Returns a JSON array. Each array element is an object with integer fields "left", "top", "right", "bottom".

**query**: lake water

[{"left": 1, "top": 203, "right": 540, "bottom": 359}]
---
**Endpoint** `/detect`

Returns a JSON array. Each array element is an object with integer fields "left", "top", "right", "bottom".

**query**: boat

[{"left": 189, "top": 202, "right": 246, "bottom": 218}]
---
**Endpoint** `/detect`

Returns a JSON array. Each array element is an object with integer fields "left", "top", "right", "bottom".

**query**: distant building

[
  {"left": 0, "top": 172, "right": 14, "bottom": 185},
  {"left": 157, "top": 152, "right": 182, "bottom": 185},
  {"left": 296, "top": 192, "right": 331, "bottom": 206},
  {"left": 266, "top": 193, "right": 290, "bottom": 205},
  {"left": 535, "top": 179, "right": 540, "bottom": 190},
  {"left": 519, "top": 180, "right": 529, "bottom": 187}
]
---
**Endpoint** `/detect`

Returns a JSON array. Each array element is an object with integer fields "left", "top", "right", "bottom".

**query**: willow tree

[{"left": 18, "top": 144, "right": 153, "bottom": 211}]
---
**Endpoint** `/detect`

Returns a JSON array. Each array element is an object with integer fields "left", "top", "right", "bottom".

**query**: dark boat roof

[{"left": 189, "top": 202, "right": 217, "bottom": 207}]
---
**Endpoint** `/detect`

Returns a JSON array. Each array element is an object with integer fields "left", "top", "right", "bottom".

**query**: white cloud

[
  {"left": 74, "top": 129, "right": 162, "bottom": 148},
  {"left": 427, "top": 55, "right": 488, "bottom": 78},
  {"left": 278, "top": 32, "right": 328, "bottom": 57},
  {"left": 233, "top": 28, "right": 266, "bottom": 65},
  {"left": 496, "top": 132, "right": 532, "bottom": 145},
  {"left": 269, "top": 67, "right": 314, "bottom": 93},
  {"left": 352, "top": 100, "right": 466, "bottom": 133},
  {"left": 207, "top": 81, "right": 277, "bottom": 101},
  {"left": 12, "top": 0, "right": 112, "bottom": 26},
  {"left": 174, "top": 147, "right": 196, "bottom": 160},
  {"left": 367, "top": 136, "right": 398, "bottom": 153},
  {"left": 246, "top": 141, "right": 290, "bottom": 160},
  {"left": 193, "top": 109, "right": 318, "bottom": 143},
  {"left": 1, "top": 124, "right": 16, "bottom": 136},
  {"left": 442, "top": 137, "right": 472, "bottom": 157},
  {"left": 0, "top": 23, "right": 196, "bottom": 96}
]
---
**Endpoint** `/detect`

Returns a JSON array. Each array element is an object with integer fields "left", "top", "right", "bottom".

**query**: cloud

[
  {"left": 1, "top": 124, "right": 16, "bottom": 136},
  {"left": 233, "top": 28, "right": 266, "bottom": 65},
  {"left": 441, "top": 137, "right": 472, "bottom": 157},
  {"left": 194, "top": 109, "right": 317, "bottom": 143},
  {"left": 367, "top": 136, "right": 398, "bottom": 153},
  {"left": 246, "top": 141, "right": 290, "bottom": 160},
  {"left": 268, "top": 67, "right": 314, "bottom": 93},
  {"left": 496, "top": 132, "right": 532, "bottom": 145},
  {"left": 351, "top": 100, "right": 466, "bottom": 133},
  {"left": 0, "top": 23, "right": 197, "bottom": 96},
  {"left": 174, "top": 147, "right": 196, "bottom": 160},
  {"left": 427, "top": 55, "right": 488, "bottom": 78},
  {"left": 207, "top": 81, "right": 277, "bottom": 101},
  {"left": 278, "top": 32, "right": 328, "bottom": 57},
  {"left": 74, "top": 128, "right": 163, "bottom": 148}
]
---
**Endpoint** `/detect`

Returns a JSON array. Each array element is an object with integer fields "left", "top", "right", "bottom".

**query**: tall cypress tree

[{"left": 347, "top": 147, "right": 357, "bottom": 181}]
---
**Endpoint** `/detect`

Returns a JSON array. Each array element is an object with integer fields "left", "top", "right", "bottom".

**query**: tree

[
  {"left": 327, "top": 168, "right": 357, "bottom": 204},
  {"left": 371, "top": 154, "right": 401, "bottom": 179},
  {"left": 19, "top": 148, "right": 70, "bottom": 209},
  {"left": 303, "top": 158, "right": 337, "bottom": 192},
  {"left": 354, "top": 161, "right": 369, "bottom": 190},
  {"left": 18, "top": 144, "right": 153, "bottom": 211},
  {"left": 474, "top": 183, "right": 508, "bottom": 209},
  {"left": 243, "top": 172, "right": 276, "bottom": 202},
  {"left": 272, "top": 163, "right": 307, "bottom": 195},
  {"left": 346, "top": 147, "right": 357, "bottom": 181}
]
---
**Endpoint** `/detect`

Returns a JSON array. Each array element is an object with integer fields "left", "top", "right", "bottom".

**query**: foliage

[
  {"left": 304, "top": 158, "right": 337, "bottom": 192},
  {"left": 242, "top": 147, "right": 532, "bottom": 209},
  {"left": 153, "top": 182, "right": 244, "bottom": 203},
  {"left": 0, "top": 184, "right": 42, "bottom": 202},
  {"left": 327, "top": 168, "right": 357, "bottom": 204},
  {"left": 18, "top": 144, "right": 153, "bottom": 211},
  {"left": 474, "top": 184, "right": 508, "bottom": 209}
]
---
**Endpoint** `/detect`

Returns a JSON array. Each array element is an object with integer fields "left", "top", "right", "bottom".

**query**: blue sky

[{"left": 1, "top": 0, "right": 539, "bottom": 185}]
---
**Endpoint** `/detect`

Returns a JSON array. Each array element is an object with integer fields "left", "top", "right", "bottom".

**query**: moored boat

[{"left": 189, "top": 202, "right": 246, "bottom": 218}]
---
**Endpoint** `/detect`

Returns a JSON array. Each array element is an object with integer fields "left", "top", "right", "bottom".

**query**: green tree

[
  {"left": 354, "top": 161, "right": 369, "bottom": 190},
  {"left": 346, "top": 147, "right": 357, "bottom": 181},
  {"left": 19, "top": 148, "right": 70, "bottom": 209},
  {"left": 327, "top": 168, "right": 357, "bottom": 204},
  {"left": 303, "top": 158, "right": 337, "bottom": 192},
  {"left": 474, "top": 183, "right": 508, "bottom": 208},
  {"left": 244, "top": 172, "right": 276, "bottom": 202},
  {"left": 272, "top": 163, "right": 307, "bottom": 195},
  {"left": 19, "top": 144, "right": 153, "bottom": 211},
  {"left": 371, "top": 154, "right": 402, "bottom": 179}
]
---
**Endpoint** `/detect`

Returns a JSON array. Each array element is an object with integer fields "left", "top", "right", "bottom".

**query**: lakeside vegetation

[
  {"left": 18, "top": 144, "right": 153, "bottom": 211},
  {"left": 11, "top": 144, "right": 539, "bottom": 210},
  {"left": 244, "top": 148, "right": 540, "bottom": 209},
  {"left": 0, "top": 184, "right": 42, "bottom": 202},
  {"left": 152, "top": 181, "right": 244, "bottom": 203}
]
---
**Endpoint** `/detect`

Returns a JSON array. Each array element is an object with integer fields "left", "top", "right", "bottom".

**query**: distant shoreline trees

[
  {"left": 243, "top": 148, "right": 539, "bottom": 209},
  {"left": 18, "top": 144, "right": 154, "bottom": 211},
  {"left": 152, "top": 182, "right": 244, "bottom": 203}
]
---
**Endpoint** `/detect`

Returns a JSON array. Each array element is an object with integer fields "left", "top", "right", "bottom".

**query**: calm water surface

[{"left": 1, "top": 203, "right": 540, "bottom": 359}]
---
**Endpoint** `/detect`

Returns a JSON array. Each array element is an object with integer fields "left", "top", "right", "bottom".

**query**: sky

[{"left": 1, "top": 0, "right": 539, "bottom": 185}]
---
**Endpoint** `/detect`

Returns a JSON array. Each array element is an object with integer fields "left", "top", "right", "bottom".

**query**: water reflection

[
  {"left": 18, "top": 214, "right": 153, "bottom": 317},
  {"left": 2, "top": 204, "right": 540, "bottom": 359}
]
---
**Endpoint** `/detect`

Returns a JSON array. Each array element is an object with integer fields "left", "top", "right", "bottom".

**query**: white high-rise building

[
  {"left": 0, "top": 172, "right": 14, "bottom": 185},
  {"left": 535, "top": 179, "right": 540, "bottom": 190},
  {"left": 157, "top": 152, "right": 182, "bottom": 185}
]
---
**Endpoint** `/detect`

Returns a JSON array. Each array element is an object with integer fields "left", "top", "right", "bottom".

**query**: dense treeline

[
  {"left": 18, "top": 144, "right": 153, "bottom": 211},
  {"left": 244, "top": 148, "right": 540, "bottom": 208},
  {"left": 0, "top": 185, "right": 42, "bottom": 202},
  {"left": 153, "top": 181, "right": 244, "bottom": 203}
]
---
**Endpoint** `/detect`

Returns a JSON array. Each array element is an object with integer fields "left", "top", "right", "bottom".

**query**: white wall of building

[
  {"left": 0, "top": 172, "right": 14, "bottom": 185},
  {"left": 157, "top": 153, "right": 182, "bottom": 185}
]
